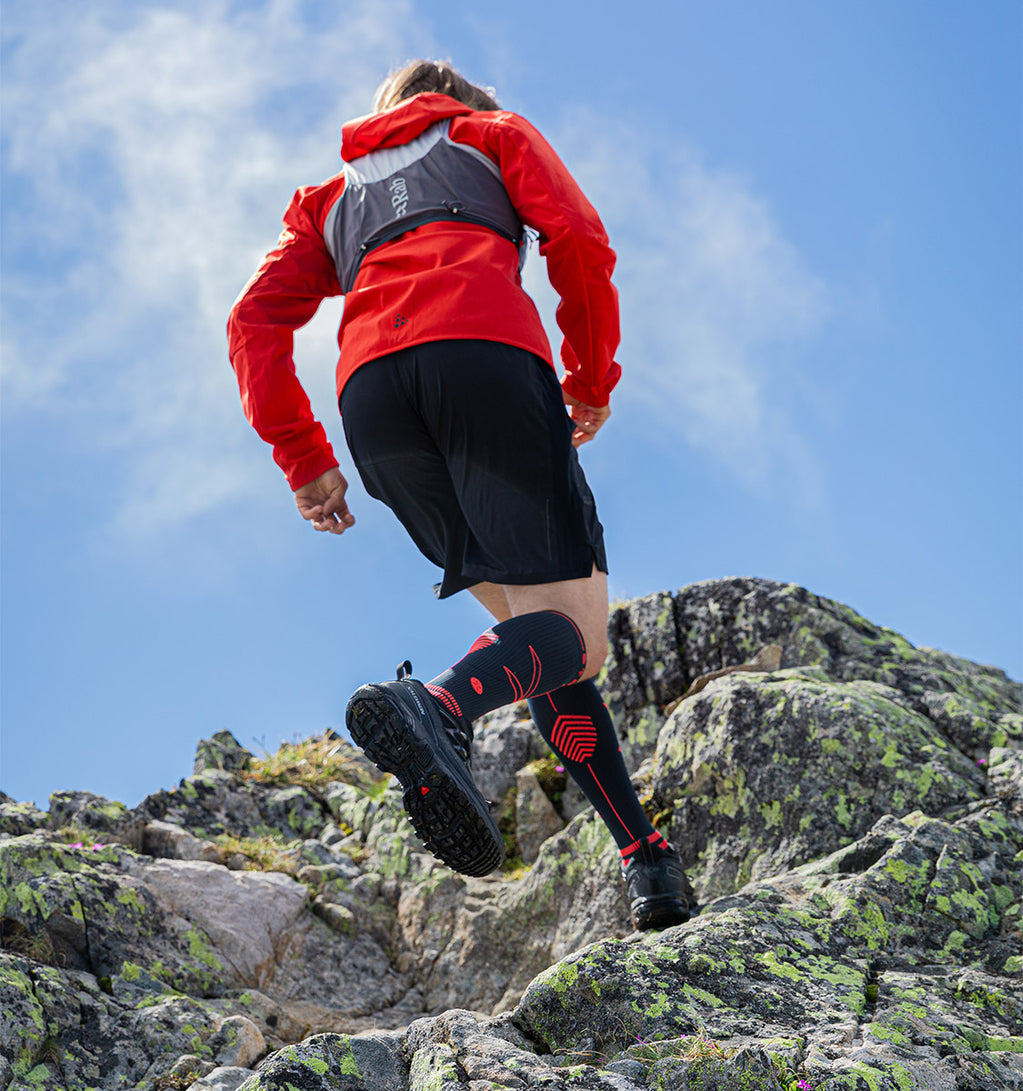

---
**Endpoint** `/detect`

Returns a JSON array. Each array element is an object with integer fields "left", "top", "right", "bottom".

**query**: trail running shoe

[
  {"left": 623, "top": 842, "right": 695, "bottom": 930},
  {"left": 345, "top": 661, "right": 505, "bottom": 877}
]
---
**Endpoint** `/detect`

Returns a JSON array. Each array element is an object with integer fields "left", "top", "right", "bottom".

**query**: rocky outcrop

[{"left": 1, "top": 578, "right": 1020, "bottom": 1091}]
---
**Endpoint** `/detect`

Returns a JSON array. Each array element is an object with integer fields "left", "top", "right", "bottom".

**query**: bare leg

[
  {"left": 471, "top": 565, "right": 608, "bottom": 679},
  {"left": 468, "top": 582, "right": 512, "bottom": 623}
]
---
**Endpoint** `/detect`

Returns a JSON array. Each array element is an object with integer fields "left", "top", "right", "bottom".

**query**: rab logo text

[{"left": 390, "top": 177, "right": 408, "bottom": 218}]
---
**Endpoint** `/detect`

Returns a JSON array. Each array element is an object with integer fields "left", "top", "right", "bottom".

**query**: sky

[{"left": 2, "top": 0, "right": 1020, "bottom": 812}]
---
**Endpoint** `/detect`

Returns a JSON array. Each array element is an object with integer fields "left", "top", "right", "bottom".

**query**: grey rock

[
  {"left": 236, "top": 1030, "right": 407, "bottom": 1091},
  {"left": 188, "top": 1067, "right": 258, "bottom": 1091},
  {"left": 471, "top": 704, "right": 546, "bottom": 803},
  {"left": 143, "top": 818, "right": 223, "bottom": 861},
  {"left": 169, "top": 1054, "right": 216, "bottom": 1083},
  {"left": 138, "top": 770, "right": 266, "bottom": 840},
  {"left": 0, "top": 955, "right": 227, "bottom": 1091},
  {"left": 195, "top": 730, "right": 255, "bottom": 775},
  {"left": 47, "top": 788, "right": 133, "bottom": 835},
  {"left": 3, "top": 578, "right": 1021, "bottom": 1091},
  {"left": 210, "top": 1015, "right": 267, "bottom": 1068},
  {"left": 120, "top": 856, "right": 309, "bottom": 987},
  {"left": 652, "top": 668, "right": 987, "bottom": 899},
  {"left": 319, "top": 820, "right": 349, "bottom": 845},
  {"left": 0, "top": 798, "right": 48, "bottom": 837},
  {"left": 989, "top": 746, "right": 1023, "bottom": 807},
  {"left": 514, "top": 768, "right": 564, "bottom": 863},
  {"left": 261, "top": 786, "right": 328, "bottom": 840}
]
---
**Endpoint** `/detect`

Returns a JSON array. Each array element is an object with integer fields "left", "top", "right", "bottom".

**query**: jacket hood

[{"left": 341, "top": 93, "right": 478, "bottom": 161}]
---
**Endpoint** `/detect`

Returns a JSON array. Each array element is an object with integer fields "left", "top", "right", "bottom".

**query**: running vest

[{"left": 323, "top": 120, "right": 526, "bottom": 293}]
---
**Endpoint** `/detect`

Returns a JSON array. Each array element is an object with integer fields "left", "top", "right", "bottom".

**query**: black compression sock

[
  {"left": 426, "top": 611, "right": 586, "bottom": 726},
  {"left": 528, "top": 680, "right": 672, "bottom": 860}
]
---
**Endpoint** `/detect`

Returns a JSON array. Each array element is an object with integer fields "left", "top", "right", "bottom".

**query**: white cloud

[
  {"left": 524, "top": 112, "right": 831, "bottom": 498},
  {"left": 1, "top": 0, "right": 428, "bottom": 533},
  {"left": 3, "top": 3, "right": 830, "bottom": 542}
]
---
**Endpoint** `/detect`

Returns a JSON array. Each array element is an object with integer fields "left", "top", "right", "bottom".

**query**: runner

[{"left": 227, "top": 59, "right": 693, "bottom": 929}]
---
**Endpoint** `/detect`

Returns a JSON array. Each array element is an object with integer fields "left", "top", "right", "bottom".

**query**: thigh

[
  {"left": 340, "top": 353, "right": 466, "bottom": 574},
  {"left": 413, "top": 341, "right": 606, "bottom": 587},
  {"left": 469, "top": 582, "right": 512, "bottom": 622}
]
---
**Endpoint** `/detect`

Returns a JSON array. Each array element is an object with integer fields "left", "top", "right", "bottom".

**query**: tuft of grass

[
  {"left": 54, "top": 824, "right": 117, "bottom": 847},
  {"left": 154, "top": 1067, "right": 207, "bottom": 1090},
  {"left": 0, "top": 916, "right": 58, "bottom": 966},
  {"left": 212, "top": 832, "right": 303, "bottom": 876},
  {"left": 628, "top": 1032, "right": 730, "bottom": 1064},
  {"left": 244, "top": 731, "right": 388, "bottom": 795},
  {"left": 526, "top": 754, "right": 568, "bottom": 813}
]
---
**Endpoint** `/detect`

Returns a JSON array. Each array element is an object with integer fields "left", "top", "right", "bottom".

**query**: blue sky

[{"left": 2, "top": 0, "right": 1020, "bottom": 811}]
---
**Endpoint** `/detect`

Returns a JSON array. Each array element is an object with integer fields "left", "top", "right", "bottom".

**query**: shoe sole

[
  {"left": 346, "top": 683, "right": 505, "bottom": 877},
  {"left": 631, "top": 893, "right": 691, "bottom": 930}
]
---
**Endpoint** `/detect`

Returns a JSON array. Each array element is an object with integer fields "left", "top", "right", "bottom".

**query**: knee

[{"left": 579, "top": 628, "right": 608, "bottom": 680}]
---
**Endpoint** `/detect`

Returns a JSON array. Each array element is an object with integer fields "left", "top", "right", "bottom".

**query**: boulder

[
  {"left": 514, "top": 767, "right": 564, "bottom": 863},
  {"left": 2, "top": 578, "right": 1020, "bottom": 1091},
  {"left": 195, "top": 730, "right": 255, "bottom": 775}
]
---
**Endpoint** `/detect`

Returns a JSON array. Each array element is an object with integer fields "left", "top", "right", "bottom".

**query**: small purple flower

[
  {"left": 69, "top": 842, "right": 84, "bottom": 849},
  {"left": 977, "top": 758, "right": 987, "bottom": 767},
  {"left": 796, "top": 1080, "right": 811, "bottom": 1090},
  {"left": 556, "top": 765, "right": 565, "bottom": 773}
]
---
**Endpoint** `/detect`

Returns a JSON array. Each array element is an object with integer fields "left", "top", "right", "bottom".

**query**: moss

[
  {"left": 868, "top": 1022, "right": 912, "bottom": 1047},
  {"left": 120, "top": 961, "right": 142, "bottom": 982},
  {"left": 335, "top": 1037, "right": 360, "bottom": 1077},
  {"left": 760, "top": 800, "right": 783, "bottom": 829},
  {"left": 686, "top": 950, "right": 727, "bottom": 975},
  {"left": 755, "top": 950, "right": 803, "bottom": 982},
  {"left": 681, "top": 983, "right": 724, "bottom": 1007},
  {"left": 116, "top": 886, "right": 145, "bottom": 913},
  {"left": 186, "top": 927, "right": 224, "bottom": 976},
  {"left": 547, "top": 959, "right": 580, "bottom": 1004}
]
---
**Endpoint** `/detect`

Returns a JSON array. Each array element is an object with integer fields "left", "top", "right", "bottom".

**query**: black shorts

[{"left": 340, "top": 340, "right": 608, "bottom": 599}]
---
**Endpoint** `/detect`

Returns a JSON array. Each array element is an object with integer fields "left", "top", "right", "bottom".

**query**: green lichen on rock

[
  {"left": 2, "top": 577, "right": 1021, "bottom": 1091},
  {"left": 652, "top": 668, "right": 988, "bottom": 901}
]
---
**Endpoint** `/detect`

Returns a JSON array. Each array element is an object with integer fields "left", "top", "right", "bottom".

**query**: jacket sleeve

[
  {"left": 227, "top": 185, "right": 343, "bottom": 490},
  {"left": 465, "top": 113, "right": 622, "bottom": 407}
]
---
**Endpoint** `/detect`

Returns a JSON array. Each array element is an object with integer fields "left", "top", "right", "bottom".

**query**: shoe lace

[{"left": 440, "top": 705, "right": 474, "bottom": 765}]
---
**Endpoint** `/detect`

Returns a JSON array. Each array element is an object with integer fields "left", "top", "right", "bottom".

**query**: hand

[
  {"left": 563, "top": 394, "right": 610, "bottom": 447},
  {"left": 294, "top": 468, "right": 355, "bottom": 535}
]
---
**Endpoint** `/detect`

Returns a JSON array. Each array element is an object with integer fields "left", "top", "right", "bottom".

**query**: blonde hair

[{"left": 373, "top": 59, "right": 499, "bottom": 113}]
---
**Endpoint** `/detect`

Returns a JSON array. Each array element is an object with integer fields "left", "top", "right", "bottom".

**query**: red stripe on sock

[
  {"left": 585, "top": 762, "right": 637, "bottom": 844},
  {"left": 504, "top": 665, "right": 524, "bottom": 702},
  {"left": 468, "top": 631, "right": 499, "bottom": 654},
  {"left": 424, "top": 684, "right": 462, "bottom": 720},
  {"left": 521, "top": 645, "right": 543, "bottom": 699},
  {"left": 550, "top": 714, "right": 597, "bottom": 762}
]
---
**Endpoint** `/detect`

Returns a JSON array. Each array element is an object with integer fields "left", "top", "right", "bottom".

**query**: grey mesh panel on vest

[{"left": 323, "top": 121, "right": 525, "bottom": 293}]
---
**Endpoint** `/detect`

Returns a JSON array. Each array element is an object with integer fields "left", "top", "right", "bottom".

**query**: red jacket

[{"left": 227, "top": 93, "right": 621, "bottom": 489}]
